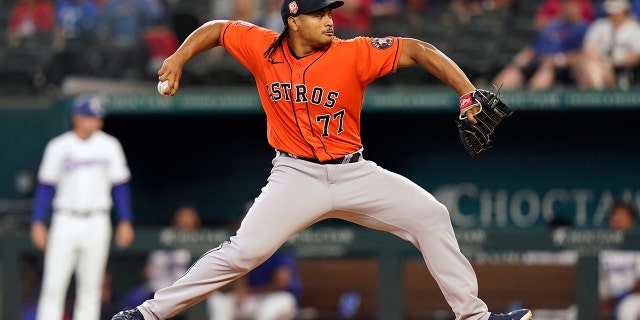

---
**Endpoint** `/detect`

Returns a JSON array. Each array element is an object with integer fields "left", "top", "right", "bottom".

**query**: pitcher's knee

[
  {"left": 424, "top": 202, "right": 452, "bottom": 227},
  {"left": 227, "top": 244, "right": 273, "bottom": 272}
]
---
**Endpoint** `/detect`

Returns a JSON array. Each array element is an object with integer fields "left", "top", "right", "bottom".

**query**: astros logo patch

[
  {"left": 371, "top": 37, "right": 394, "bottom": 50},
  {"left": 289, "top": 1, "right": 298, "bottom": 14}
]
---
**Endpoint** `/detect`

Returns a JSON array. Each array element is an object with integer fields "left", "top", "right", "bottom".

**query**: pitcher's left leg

[{"left": 329, "top": 161, "right": 488, "bottom": 320}]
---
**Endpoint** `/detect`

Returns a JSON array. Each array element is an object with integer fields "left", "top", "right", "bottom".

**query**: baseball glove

[{"left": 456, "top": 87, "right": 512, "bottom": 157}]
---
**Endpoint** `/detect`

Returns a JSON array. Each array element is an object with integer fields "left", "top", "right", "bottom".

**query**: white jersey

[
  {"left": 584, "top": 17, "right": 640, "bottom": 65},
  {"left": 599, "top": 250, "right": 640, "bottom": 299},
  {"left": 38, "top": 130, "right": 130, "bottom": 212},
  {"left": 147, "top": 248, "right": 192, "bottom": 292}
]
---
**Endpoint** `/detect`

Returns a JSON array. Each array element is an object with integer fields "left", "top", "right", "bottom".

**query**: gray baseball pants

[{"left": 138, "top": 154, "right": 489, "bottom": 320}]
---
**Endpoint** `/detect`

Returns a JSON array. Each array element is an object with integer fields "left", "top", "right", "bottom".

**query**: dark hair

[
  {"left": 175, "top": 201, "right": 197, "bottom": 212},
  {"left": 264, "top": 27, "right": 288, "bottom": 61}
]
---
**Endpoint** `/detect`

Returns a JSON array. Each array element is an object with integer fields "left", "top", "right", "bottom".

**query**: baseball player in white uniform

[
  {"left": 31, "top": 94, "right": 135, "bottom": 320},
  {"left": 600, "top": 250, "right": 640, "bottom": 320},
  {"left": 600, "top": 201, "right": 640, "bottom": 320}
]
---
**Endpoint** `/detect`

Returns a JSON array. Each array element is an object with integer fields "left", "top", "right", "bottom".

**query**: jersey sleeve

[
  {"left": 629, "top": 23, "right": 640, "bottom": 53},
  {"left": 354, "top": 36, "right": 402, "bottom": 84},
  {"left": 219, "top": 20, "right": 278, "bottom": 74},
  {"left": 633, "top": 253, "right": 640, "bottom": 276},
  {"left": 598, "top": 252, "right": 611, "bottom": 298},
  {"left": 37, "top": 140, "right": 62, "bottom": 185},
  {"left": 109, "top": 138, "right": 131, "bottom": 184},
  {"left": 583, "top": 19, "right": 605, "bottom": 47}
]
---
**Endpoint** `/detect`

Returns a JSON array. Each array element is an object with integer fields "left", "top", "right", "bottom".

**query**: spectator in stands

[
  {"left": 493, "top": 0, "right": 588, "bottom": 90},
  {"left": 259, "top": 0, "right": 285, "bottom": 32},
  {"left": 449, "top": 0, "right": 485, "bottom": 22},
  {"left": 91, "top": 0, "right": 107, "bottom": 8},
  {"left": 97, "top": 0, "right": 160, "bottom": 77},
  {"left": 608, "top": 200, "right": 638, "bottom": 231},
  {"left": 593, "top": 0, "right": 640, "bottom": 18},
  {"left": 403, "top": 0, "right": 430, "bottom": 30},
  {"left": 54, "top": 0, "right": 99, "bottom": 44},
  {"left": 206, "top": 200, "right": 302, "bottom": 320},
  {"left": 208, "top": 1, "right": 233, "bottom": 19},
  {"left": 147, "top": 204, "right": 200, "bottom": 292},
  {"left": 575, "top": 0, "right": 640, "bottom": 90},
  {"left": 101, "top": 270, "right": 122, "bottom": 320},
  {"left": 201, "top": 0, "right": 265, "bottom": 83},
  {"left": 534, "top": 0, "right": 594, "bottom": 30},
  {"left": 211, "top": 0, "right": 262, "bottom": 23},
  {"left": 405, "top": 0, "right": 430, "bottom": 15},
  {"left": 370, "top": 0, "right": 402, "bottom": 18},
  {"left": 232, "top": 0, "right": 262, "bottom": 23},
  {"left": 48, "top": 0, "right": 100, "bottom": 83},
  {"left": 207, "top": 251, "right": 302, "bottom": 320},
  {"left": 7, "top": 0, "right": 55, "bottom": 46},
  {"left": 600, "top": 200, "right": 640, "bottom": 320},
  {"left": 204, "top": 0, "right": 263, "bottom": 76},
  {"left": 332, "top": 0, "right": 372, "bottom": 37},
  {"left": 121, "top": 204, "right": 200, "bottom": 320},
  {"left": 142, "top": 21, "right": 179, "bottom": 78},
  {"left": 448, "top": 0, "right": 514, "bottom": 23}
]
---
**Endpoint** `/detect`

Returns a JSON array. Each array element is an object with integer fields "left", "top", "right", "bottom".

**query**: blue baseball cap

[
  {"left": 281, "top": 0, "right": 344, "bottom": 25},
  {"left": 73, "top": 95, "right": 106, "bottom": 118}
]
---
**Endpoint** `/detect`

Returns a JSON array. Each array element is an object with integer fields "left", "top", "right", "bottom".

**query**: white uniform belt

[{"left": 57, "top": 209, "right": 108, "bottom": 217}]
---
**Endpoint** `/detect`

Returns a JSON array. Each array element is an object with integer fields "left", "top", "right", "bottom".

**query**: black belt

[{"left": 277, "top": 150, "right": 363, "bottom": 164}]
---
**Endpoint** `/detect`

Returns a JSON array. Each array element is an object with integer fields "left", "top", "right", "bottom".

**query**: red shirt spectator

[
  {"left": 143, "top": 26, "right": 179, "bottom": 61},
  {"left": 8, "top": 0, "right": 54, "bottom": 37},
  {"left": 143, "top": 25, "right": 179, "bottom": 75},
  {"left": 535, "top": 0, "right": 594, "bottom": 30},
  {"left": 332, "top": 0, "right": 372, "bottom": 36}
]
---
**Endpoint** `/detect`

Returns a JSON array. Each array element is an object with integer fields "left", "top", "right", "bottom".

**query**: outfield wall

[{"left": 1, "top": 89, "right": 639, "bottom": 228}]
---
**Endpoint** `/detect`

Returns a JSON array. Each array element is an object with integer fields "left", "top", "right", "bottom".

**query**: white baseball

[{"left": 157, "top": 80, "right": 169, "bottom": 95}]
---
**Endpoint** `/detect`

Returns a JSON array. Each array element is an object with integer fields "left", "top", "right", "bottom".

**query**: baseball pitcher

[{"left": 113, "top": 1, "right": 529, "bottom": 320}]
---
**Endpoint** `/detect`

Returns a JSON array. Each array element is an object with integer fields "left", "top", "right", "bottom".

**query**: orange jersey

[{"left": 220, "top": 20, "right": 402, "bottom": 161}]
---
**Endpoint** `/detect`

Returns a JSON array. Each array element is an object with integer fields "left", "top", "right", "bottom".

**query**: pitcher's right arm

[{"left": 157, "top": 20, "right": 229, "bottom": 97}]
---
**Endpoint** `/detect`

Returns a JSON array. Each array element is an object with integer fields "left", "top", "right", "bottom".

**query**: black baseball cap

[{"left": 281, "top": 0, "right": 344, "bottom": 25}]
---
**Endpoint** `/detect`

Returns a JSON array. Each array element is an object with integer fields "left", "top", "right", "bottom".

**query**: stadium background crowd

[{"left": 1, "top": 0, "right": 639, "bottom": 95}]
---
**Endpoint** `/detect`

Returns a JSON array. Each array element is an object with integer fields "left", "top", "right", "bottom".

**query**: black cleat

[
  {"left": 111, "top": 308, "right": 144, "bottom": 320},
  {"left": 488, "top": 309, "right": 532, "bottom": 320}
]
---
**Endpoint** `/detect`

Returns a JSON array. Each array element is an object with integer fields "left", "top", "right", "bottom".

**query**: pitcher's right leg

[{"left": 137, "top": 157, "right": 332, "bottom": 320}]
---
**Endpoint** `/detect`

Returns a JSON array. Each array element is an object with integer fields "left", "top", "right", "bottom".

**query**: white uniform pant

[
  {"left": 37, "top": 213, "right": 112, "bottom": 320},
  {"left": 617, "top": 294, "right": 640, "bottom": 320},
  {"left": 207, "top": 291, "right": 297, "bottom": 320},
  {"left": 139, "top": 156, "right": 489, "bottom": 320}
]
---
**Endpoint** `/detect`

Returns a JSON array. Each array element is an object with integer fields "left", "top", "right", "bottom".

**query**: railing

[
  {"left": 54, "top": 87, "right": 640, "bottom": 115},
  {"left": 2, "top": 227, "right": 638, "bottom": 320}
]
